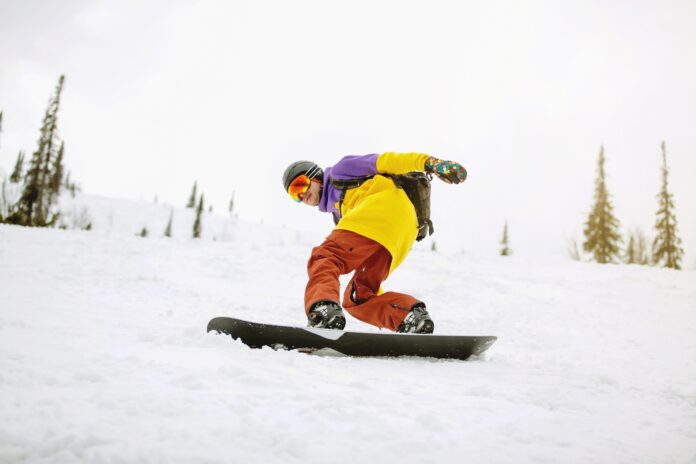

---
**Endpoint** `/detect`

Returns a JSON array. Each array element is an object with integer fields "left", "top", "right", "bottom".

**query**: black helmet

[{"left": 282, "top": 161, "right": 323, "bottom": 191}]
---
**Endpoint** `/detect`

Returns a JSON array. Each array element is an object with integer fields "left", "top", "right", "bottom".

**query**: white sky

[{"left": 1, "top": 0, "right": 695, "bottom": 266}]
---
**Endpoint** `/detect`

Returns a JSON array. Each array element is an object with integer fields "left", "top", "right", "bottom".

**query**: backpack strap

[
  {"left": 330, "top": 176, "right": 374, "bottom": 223},
  {"left": 330, "top": 176, "right": 374, "bottom": 191}
]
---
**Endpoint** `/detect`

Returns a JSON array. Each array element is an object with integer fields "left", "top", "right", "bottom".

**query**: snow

[{"left": 1, "top": 194, "right": 695, "bottom": 464}]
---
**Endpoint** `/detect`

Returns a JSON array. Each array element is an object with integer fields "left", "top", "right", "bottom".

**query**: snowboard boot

[
  {"left": 396, "top": 303, "right": 434, "bottom": 334},
  {"left": 307, "top": 301, "right": 346, "bottom": 330}
]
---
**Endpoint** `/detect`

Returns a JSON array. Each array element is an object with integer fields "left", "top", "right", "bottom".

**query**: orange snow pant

[{"left": 305, "top": 229, "right": 421, "bottom": 331}]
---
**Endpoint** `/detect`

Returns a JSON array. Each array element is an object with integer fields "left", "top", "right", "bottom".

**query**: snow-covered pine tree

[
  {"left": 500, "top": 221, "right": 512, "bottom": 256},
  {"left": 193, "top": 193, "right": 204, "bottom": 238},
  {"left": 164, "top": 210, "right": 173, "bottom": 237},
  {"left": 10, "top": 151, "right": 25, "bottom": 183},
  {"left": 583, "top": 146, "right": 622, "bottom": 264},
  {"left": 652, "top": 141, "right": 683, "bottom": 270},
  {"left": 6, "top": 75, "right": 66, "bottom": 227},
  {"left": 187, "top": 181, "right": 198, "bottom": 208}
]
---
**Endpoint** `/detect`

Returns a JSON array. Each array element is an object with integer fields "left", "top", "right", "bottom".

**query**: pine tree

[
  {"left": 567, "top": 238, "right": 581, "bottom": 261},
  {"left": 583, "top": 146, "right": 622, "bottom": 263},
  {"left": 228, "top": 191, "right": 235, "bottom": 215},
  {"left": 500, "top": 221, "right": 512, "bottom": 256},
  {"left": 431, "top": 240, "right": 437, "bottom": 252},
  {"left": 652, "top": 141, "right": 683, "bottom": 270},
  {"left": 164, "top": 210, "right": 173, "bottom": 237},
  {"left": 64, "top": 171, "right": 77, "bottom": 196},
  {"left": 625, "top": 229, "right": 649, "bottom": 265},
  {"left": 7, "top": 75, "right": 65, "bottom": 227},
  {"left": 49, "top": 142, "right": 65, "bottom": 198},
  {"left": 138, "top": 226, "right": 149, "bottom": 238},
  {"left": 10, "top": 151, "right": 25, "bottom": 183},
  {"left": 187, "top": 181, "right": 198, "bottom": 208},
  {"left": 625, "top": 234, "right": 637, "bottom": 264},
  {"left": 637, "top": 231, "right": 649, "bottom": 265},
  {"left": 193, "top": 193, "right": 204, "bottom": 238}
]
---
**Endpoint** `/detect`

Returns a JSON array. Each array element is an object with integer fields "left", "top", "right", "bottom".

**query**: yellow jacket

[{"left": 320, "top": 152, "right": 430, "bottom": 273}]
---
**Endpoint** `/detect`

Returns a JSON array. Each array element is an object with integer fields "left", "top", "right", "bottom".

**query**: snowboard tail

[{"left": 207, "top": 316, "right": 496, "bottom": 360}]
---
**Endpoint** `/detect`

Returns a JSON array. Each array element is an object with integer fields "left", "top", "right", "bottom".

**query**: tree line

[
  {"left": 500, "top": 143, "right": 684, "bottom": 270},
  {"left": 0, "top": 75, "right": 236, "bottom": 239},
  {"left": 153, "top": 181, "right": 235, "bottom": 239},
  {"left": 567, "top": 143, "right": 683, "bottom": 269}
]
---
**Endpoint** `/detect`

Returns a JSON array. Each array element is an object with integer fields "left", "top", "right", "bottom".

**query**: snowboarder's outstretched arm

[
  {"left": 330, "top": 152, "right": 467, "bottom": 184},
  {"left": 378, "top": 152, "right": 467, "bottom": 184}
]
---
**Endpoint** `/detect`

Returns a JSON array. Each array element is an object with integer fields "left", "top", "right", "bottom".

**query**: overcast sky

[{"left": 1, "top": 0, "right": 695, "bottom": 266}]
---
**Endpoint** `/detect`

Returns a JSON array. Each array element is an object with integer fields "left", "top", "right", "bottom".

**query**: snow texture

[{"left": 1, "top": 194, "right": 695, "bottom": 464}]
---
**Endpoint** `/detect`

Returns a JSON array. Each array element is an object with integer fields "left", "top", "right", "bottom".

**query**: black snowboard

[{"left": 207, "top": 316, "right": 497, "bottom": 360}]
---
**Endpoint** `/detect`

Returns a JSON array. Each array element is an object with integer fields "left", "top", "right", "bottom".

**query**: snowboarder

[{"left": 282, "top": 153, "right": 467, "bottom": 333}]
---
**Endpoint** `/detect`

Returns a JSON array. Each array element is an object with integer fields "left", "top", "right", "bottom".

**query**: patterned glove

[{"left": 424, "top": 157, "right": 467, "bottom": 184}]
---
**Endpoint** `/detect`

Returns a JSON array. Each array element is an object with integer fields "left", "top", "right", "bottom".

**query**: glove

[{"left": 424, "top": 157, "right": 467, "bottom": 184}]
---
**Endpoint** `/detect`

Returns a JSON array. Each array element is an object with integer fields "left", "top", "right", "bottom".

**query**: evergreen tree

[
  {"left": 193, "top": 193, "right": 204, "bottom": 238},
  {"left": 164, "top": 210, "right": 173, "bottom": 237},
  {"left": 652, "top": 141, "right": 683, "bottom": 270},
  {"left": 638, "top": 231, "right": 649, "bottom": 265},
  {"left": 6, "top": 75, "right": 65, "bottom": 227},
  {"left": 187, "top": 181, "right": 198, "bottom": 208},
  {"left": 431, "top": 240, "right": 437, "bottom": 252},
  {"left": 138, "top": 226, "right": 149, "bottom": 238},
  {"left": 64, "top": 171, "right": 78, "bottom": 196},
  {"left": 500, "top": 221, "right": 512, "bottom": 256},
  {"left": 625, "top": 229, "right": 649, "bottom": 265},
  {"left": 625, "top": 234, "right": 637, "bottom": 264},
  {"left": 567, "top": 238, "right": 581, "bottom": 261},
  {"left": 49, "top": 142, "right": 65, "bottom": 197},
  {"left": 583, "top": 146, "right": 622, "bottom": 263},
  {"left": 228, "top": 191, "right": 235, "bottom": 215},
  {"left": 10, "top": 151, "right": 25, "bottom": 183}
]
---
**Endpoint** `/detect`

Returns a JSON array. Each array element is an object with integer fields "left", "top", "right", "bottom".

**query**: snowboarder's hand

[{"left": 425, "top": 157, "right": 467, "bottom": 184}]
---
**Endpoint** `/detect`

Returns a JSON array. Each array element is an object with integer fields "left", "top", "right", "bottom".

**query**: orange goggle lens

[{"left": 288, "top": 175, "right": 312, "bottom": 202}]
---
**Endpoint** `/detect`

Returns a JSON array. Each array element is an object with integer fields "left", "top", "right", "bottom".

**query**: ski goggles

[{"left": 287, "top": 175, "right": 312, "bottom": 202}]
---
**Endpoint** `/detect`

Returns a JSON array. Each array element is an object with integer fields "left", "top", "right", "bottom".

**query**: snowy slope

[{"left": 1, "top": 195, "right": 695, "bottom": 464}]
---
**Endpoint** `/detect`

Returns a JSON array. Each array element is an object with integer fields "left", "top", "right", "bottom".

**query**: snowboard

[{"left": 207, "top": 316, "right": 497, "bottom": 360}]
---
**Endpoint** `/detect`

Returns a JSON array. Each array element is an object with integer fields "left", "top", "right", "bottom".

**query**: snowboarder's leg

[
  {"left": 306, "top": 229, "right": 423, "bottom": 331},
  {"left": 341, "top": 242, "right": 422, "bottom": 331},
  {"left": 305, "top": 229, "right": 375, "bottom": 314}
]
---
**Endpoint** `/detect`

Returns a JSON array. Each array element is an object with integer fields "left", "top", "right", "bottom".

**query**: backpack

[{"left": 330, "top": 172, "right": 434, "bottom": 242}]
